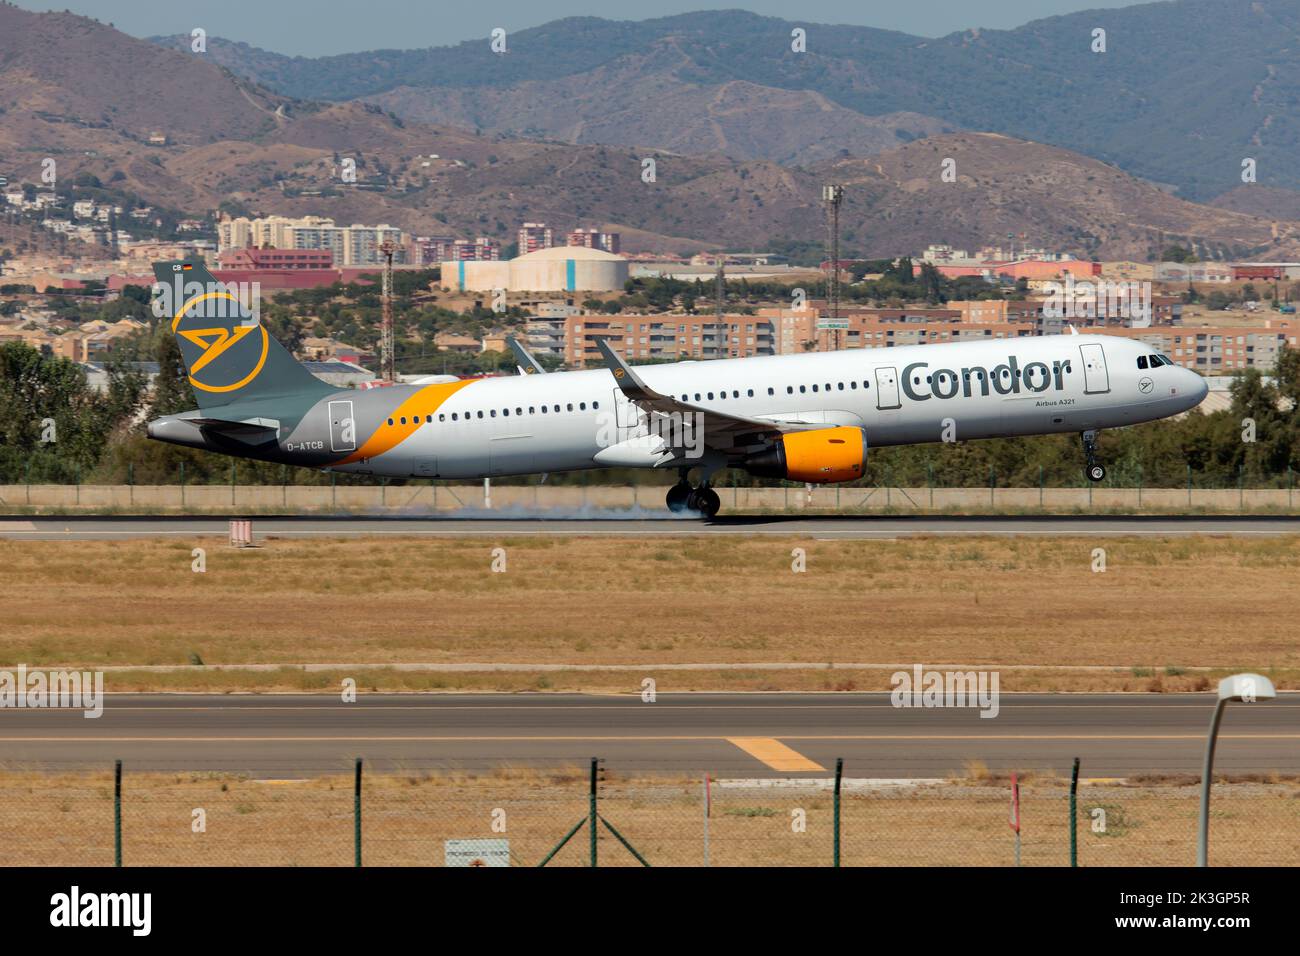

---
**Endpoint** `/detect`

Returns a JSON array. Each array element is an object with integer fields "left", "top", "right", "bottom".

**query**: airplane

[{"left": 146, "top": 259, "right": 1208, "bottom": 518}]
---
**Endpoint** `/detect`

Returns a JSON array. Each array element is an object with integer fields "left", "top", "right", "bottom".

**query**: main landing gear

[
  {"left": 666, "top": 469, "right": 721, "bottom": 519},
  {"left": 1081, "top": 430, "right": 1106, "bottom": 483}
]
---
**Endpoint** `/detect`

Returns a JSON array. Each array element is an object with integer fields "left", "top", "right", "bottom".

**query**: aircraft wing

[{"left": 595, "top": 339, "right": 822, "bottom": 453}]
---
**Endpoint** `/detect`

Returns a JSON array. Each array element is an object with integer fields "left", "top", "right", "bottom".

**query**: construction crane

[{"left": 379, "top": 239, "right": 396, "bottom": 383}]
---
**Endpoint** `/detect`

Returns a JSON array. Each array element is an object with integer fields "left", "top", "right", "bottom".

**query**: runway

[
  {"left": 1, "top": 693, "right": 1296, "bottom": 778},
  {"left": 3, "top": 514, "right": 1299, "bottom": 540}
]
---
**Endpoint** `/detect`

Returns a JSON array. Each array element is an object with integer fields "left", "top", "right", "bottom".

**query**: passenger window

[
  {"left": 451, "top": 413, "right": 458, "bottom": 421},
  {"left": 768, "top": 387, "right": 775, "bottom": 396},
  {"left": 579, "top": 402, "right": 586, "bottom": 410},
  {"left": 438, "top": 414, "right": 445, "bottom": 422},
  {"left": 850, "top": 381, "right": 857, "bottom": 389},
  {"left": 1137, "top": 356, "right": 1148, "bottom": 369},
  {"left": 490, "top": 410, "right": 496, "bottom": 418},
  {"left": 787, "top": 386, "right": 793, "bottom": 394},
  {"left": 477, "top": 411, "right": 484, "bottom": 419},
  {"left": 747, "top": 389, "right": 754, "bottom": 397},
  {"left": 567, "top": 404, "right": 573, "bottom": 412},
  {"left": 517, "top": 407, "right": 523, "bottom": 415},
  {"left": 812, "top": 384, "right": 819, "bottom": 392},
  {"left": 426, "top": 415, "right": 432, "bottom": 423},
  {"left": 400, "top": 417, "right": 407, "bottom": 425},
  {"left": 592, "top": 401, "right": 599, "bottom": 410},
  {"left": 799, "top": 385, "right": 806, "bottom": 393},
  {"left": 733, "top": 390, "right": 739, "bottom": 398},
  {"left": 387, "top": 418, "right": 393, "bottom": 426},
  {"left": 707, "top": 392, "right": 714, "bottom": 400},
  {"left": 503, "top": 409, "right": 509, "bottom": 416},
  {"left": 529, "top": 406, "right": 535, "bottom": 414},
  {"left": 838, "top": 382, "right": 844, "bottom": 390}
]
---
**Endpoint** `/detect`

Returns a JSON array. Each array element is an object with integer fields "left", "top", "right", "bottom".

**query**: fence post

[
  {"left": 833, "top": 757, "right": 843, "bottom": 868},
  {"left": 331, "top": 471, "right": 337, "bottom": 509},
  {"left": 354, "top": 757, "right": 362, "bottom": 867},
  {"left": 127, "top": 462, "right": 133, "bottom": 506},
  {"left": 589, "top": 757, "right": 598, "bottom": 868},
  {"left": 927, "top": 463, "right": 934, "bottom": 510},
  {"left": 1290, "top": 465, "right": 1294, "bottom": 510},
  {"left": 114, "top": 759, "right": 122, "bottom": 867},
  {"left": 75, "top": 463, "right": 80, "bottom": 506},
  {"left": 1038, "top": 464, "right": 1044, "bottom": 509},
  {"left": 282, "top": 464, "right": 288, "bottom": 509},
  {"left": 1238, "top": 464, "right": 1244, "bottom": 510},
  {"left": 988, "top": 466, "right": 995, "bottom": 509},
  {"left": 230, "top": 461, "right": 236, "bottom": 507},
  {"left": 1187, "top": 464, "right": 1192, "bottom": 508},
  {"left": 25, "top": 455, "right": 30, "bottom": 505},
  {"left": 180, "top": 460, "right": 186, "bottom": 509},
  {"left": 1069, "top": 757, "right": 1080, "bottom": 868},
  {"left": 1137, "top": 462, "right": 1143, "bottom": 508}
]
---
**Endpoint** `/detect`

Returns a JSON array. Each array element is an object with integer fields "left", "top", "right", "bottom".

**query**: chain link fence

[{"left": 2, "top": 762, "right": 1296, "bottom": 866}]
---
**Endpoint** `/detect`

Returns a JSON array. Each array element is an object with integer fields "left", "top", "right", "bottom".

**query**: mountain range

[
  {"left": 0, "top": 3, "right": 1298, "bottom": 261},
  {"left": 149, "top": 1, "right": 1300, "bottom": 203}
]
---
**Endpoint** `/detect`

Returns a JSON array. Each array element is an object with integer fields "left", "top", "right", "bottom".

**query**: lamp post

[{"left": 1198, "top": 673, "right": 1276, "bottom": 866}]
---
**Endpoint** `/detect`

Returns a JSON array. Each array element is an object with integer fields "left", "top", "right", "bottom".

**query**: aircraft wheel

[
  {"left": 666, "top": 482, "right": 692, "bottom": 514},
  {"left": 688, "top": 486, "right": 721, "bottom": 519},
  {"left": 1086, "top": 463, "right": 1106, "bottom": 483}
]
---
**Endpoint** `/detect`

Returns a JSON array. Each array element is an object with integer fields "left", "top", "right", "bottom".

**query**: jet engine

[{"left": 742, "top": 426, "right": 867, "bottom": 484}]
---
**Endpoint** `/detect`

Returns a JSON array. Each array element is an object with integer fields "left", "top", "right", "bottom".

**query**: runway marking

[
  {"left": 27, "top": 701, "right": 1300, "bottom": 713},
  {"left": 3, "top": 733, "right": 1296, "bottom": 743},
  {"left": 726, "top": 737, "right": 826, "bottom": 771}
]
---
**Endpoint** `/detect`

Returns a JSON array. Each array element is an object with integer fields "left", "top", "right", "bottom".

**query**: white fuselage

[{"left": 335, "top": 333, "right": 1208, "bottom": 479}]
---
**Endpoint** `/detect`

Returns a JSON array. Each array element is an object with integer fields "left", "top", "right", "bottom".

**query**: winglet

[
  {"left": 596, "top": 337, "right": 661, "bottom": 402},
  {"left": 506, "top": 335, "right": 546, "bottom": 375}
]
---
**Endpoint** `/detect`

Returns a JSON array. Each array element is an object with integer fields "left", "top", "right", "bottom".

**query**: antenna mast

[
  {"left": 820, "top": 184, "right": 844, "bottom": 351},
  {"left": 380, "top": 239, "right": 396, "bottom": 383}
]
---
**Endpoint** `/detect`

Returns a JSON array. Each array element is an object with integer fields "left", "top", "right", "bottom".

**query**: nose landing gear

[{"left": 1081, "top": 430, "right": 1106, "bottom": 483}]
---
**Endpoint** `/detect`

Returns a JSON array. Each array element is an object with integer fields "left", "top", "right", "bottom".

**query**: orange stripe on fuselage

[{"left": 335, "top": 379, "right": 476, "bottom": 465}]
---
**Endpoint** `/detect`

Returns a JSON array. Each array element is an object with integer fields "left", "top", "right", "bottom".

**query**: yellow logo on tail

[{"left": 172, "top": 291, "right": 269, "bottom": 393}]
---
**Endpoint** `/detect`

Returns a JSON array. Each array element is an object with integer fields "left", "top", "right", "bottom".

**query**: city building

[
  {"left": 517, "top": 222, "right": 554, "bottom": 255},
  {"left": 566, "top": 228, "right": 621, "bottom": 254}
]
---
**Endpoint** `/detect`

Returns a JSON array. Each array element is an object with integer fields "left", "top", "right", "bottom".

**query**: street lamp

[{"left": 1198, "top": 672, "right": 1276, "bottom": 866}]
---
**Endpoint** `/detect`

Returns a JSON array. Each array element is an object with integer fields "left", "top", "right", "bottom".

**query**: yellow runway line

[{"left": 727, "top": 737, "right": 826, "bottom": 772}]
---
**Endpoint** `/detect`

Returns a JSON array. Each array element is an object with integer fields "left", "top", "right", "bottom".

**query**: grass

[
  {"left": 1, "top": 768, "right": 1295, "bottom": 866},
  {"left": 0, "top": 535, "right": 1297, "bottom": 692}
]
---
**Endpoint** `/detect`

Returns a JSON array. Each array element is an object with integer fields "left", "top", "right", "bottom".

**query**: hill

[
  {"left": 1, "top": 6, "right": 1297, "bottom": 260},
  {"left": 151, "top": 1, "right": 1300, "bottom": 201}
]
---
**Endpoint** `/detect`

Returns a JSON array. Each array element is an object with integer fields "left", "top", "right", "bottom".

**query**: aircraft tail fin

[{"left": 151, "top": 259, "right": 333, "bottom": 410}]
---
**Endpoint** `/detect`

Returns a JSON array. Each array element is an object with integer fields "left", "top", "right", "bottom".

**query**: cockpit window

[{"left": 1137, "top": 355, "right": 1148, "bottom": 369}]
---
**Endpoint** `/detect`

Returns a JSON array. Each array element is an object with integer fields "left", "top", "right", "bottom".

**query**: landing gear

[
  {"left": 1081, "top": 430, "right": 1106, "bottom": 483},
  {"left": 665, "top": 468, "right": 721, "bottom": 518},
  {"left": 666, "top": 480, "right": 693, "bottom": 514},
  {"left": 687, "top": 485, "right": 721, "bottom": 519}
]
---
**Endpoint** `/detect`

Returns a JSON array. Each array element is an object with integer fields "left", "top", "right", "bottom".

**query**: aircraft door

[
  {"left": 1079, "top": 343, "right": 1110, "bottom": 394},
  {"left": 328, "top": 400, "right": 356, "bottom": 452},
  {"left": 874, "top": 367, "right": 901, "bottom": 410}
]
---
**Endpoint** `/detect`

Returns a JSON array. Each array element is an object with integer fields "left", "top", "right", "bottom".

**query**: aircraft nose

[{"left": 1184, "top": 369, "right": 1209, "bottom": 407}]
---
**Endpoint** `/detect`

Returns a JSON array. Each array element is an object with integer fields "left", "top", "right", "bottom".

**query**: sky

[{"left": 20, "top": 0, "right": 1150, "bottom": 56}]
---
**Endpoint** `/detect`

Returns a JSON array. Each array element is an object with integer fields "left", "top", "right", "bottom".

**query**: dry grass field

[
  {"left": 1, "top": 535, "right": 1297, "bottom": 692},
  {"left": 1, "top": 768, "right": 1295, "bottom": 866}
]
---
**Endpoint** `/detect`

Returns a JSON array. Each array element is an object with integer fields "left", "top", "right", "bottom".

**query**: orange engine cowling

[{"left": 743, "top": 426, "right": 867, "bottom": 484}]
